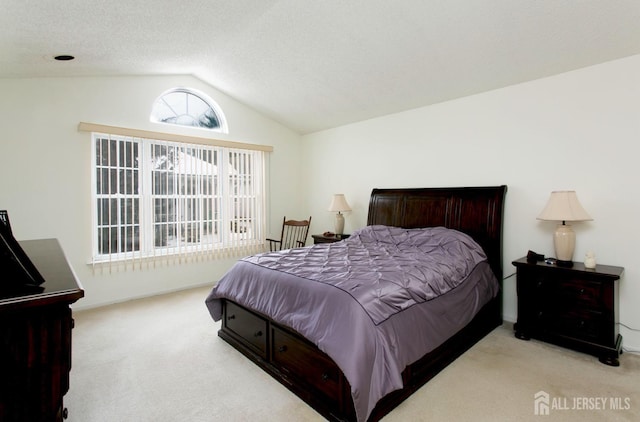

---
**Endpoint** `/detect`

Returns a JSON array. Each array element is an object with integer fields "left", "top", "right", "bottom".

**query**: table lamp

[
  {"left": 537, "top": 190, "right": 592, "bottom": 266},
  {"left": 328, "top": 194, "right": 351, "bottom": 236}
]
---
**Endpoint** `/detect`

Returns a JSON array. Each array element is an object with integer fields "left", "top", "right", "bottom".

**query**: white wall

[
  {"left": 0, "top": 75, "right": 303, "bottom": 309},
  {"left": 301, "top": 55, "right": 640, "bottom": 352}
]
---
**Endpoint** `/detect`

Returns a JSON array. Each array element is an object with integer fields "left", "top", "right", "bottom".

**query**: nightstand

[
  {"left": 512, "top": 257, "right": 624, "bottom": 366},
  {"left": 311, "top": 234, "right": 350, "bottom": 244}
]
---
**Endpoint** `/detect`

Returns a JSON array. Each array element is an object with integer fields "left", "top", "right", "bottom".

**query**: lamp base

[
  {"left": 555, "top": 259, "right": 574, "bottom": 268},
  {"left": 334, "top": 212, "right": 345, "bottom": 236},
  {"left": 554, "top": 223, "right": 576, "bottom": 263}
]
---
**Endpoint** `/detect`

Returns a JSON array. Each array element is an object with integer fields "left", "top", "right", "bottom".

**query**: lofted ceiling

[{"left": 1, "top": 0, "right": 639, "bottom": 134}]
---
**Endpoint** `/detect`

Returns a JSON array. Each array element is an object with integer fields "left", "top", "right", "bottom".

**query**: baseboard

[{"left": 71, "top": 281, "right": 215, "bottom": 311}]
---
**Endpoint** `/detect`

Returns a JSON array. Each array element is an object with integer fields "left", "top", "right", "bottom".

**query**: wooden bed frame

[{"left": 218, "top": 186, "right": 507, "bottom": 421}]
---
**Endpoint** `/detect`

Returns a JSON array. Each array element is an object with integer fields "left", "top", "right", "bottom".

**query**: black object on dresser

[
  {"left": 311, "top": 233, "right": 350, "bottom": 244},
  {"left": 513, "top": 256, "right": 623, "bottom": 366},
  {"left": 0, "top": 239, "right": 84, "bottom": 421}
]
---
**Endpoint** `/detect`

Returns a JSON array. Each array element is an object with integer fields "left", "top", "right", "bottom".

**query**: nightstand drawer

[
  {"left": 552, "top": 309, "right": 605, "bottom": 342},
  {"left": 519, "top": 272, "right": 604, "bottom": 311},
  {"left": 554, "top": 278, "right": 602, "bottom": 309}
]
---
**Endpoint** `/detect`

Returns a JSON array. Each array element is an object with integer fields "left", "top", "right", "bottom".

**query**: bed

[{"left": 206, "top": 186, "right": 506, "bottom": 422}]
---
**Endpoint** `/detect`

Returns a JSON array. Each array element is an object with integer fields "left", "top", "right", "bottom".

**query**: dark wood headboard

[{"left": 367, "top": 186, "right": 507, "bottom": 280}]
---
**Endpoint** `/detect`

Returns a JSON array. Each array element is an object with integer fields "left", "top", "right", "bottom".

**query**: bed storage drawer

[
  {"left": 223, "top": 302, "right": 267, "bottom": 358},
  {"left": 271, "top": 326, "right": 342, "bottom": 403}
]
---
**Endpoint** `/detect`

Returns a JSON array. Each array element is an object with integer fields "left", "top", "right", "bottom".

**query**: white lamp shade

[
  {"left": 537, "top": 191, "right": 592, "bottom": 222},
  {"left": 328, "top": 194, "right": 352, "bottom": 212}
]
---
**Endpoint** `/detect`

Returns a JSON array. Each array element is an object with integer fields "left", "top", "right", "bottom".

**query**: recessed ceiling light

[{"left": 54, "top": 55, "right": 75, "bottom": 61}]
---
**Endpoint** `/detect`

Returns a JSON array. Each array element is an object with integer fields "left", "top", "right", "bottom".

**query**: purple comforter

[{"left": 206, "top": 225, "right": 499, "bottom": 421}]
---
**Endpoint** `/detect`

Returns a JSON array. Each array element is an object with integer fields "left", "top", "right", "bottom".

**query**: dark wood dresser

[
  {"left": 512, "top": 257, "right": 623, "bottom": 366},
  {"left": 0, "top": 239, "right": 84, "bottom": 421}
]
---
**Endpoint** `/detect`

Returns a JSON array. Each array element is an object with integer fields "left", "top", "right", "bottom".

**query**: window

[
  {"left": 150, "top": 88, "right": 228, "bottom": 132},
  {"left": 92, "top": 133, "right": 265, "bottom": 264}
]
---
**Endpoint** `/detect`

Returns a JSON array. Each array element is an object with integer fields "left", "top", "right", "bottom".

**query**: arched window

[{"left": 150, "top": 88, "right": 228, "bottom": 132}]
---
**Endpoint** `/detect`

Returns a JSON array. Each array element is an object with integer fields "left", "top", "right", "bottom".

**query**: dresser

[
  {"left": 512, "top": 257, "right": 623, "bottom": 366},
  {"left": 0, "top": 239, "right": 84, "bottom": 421}
]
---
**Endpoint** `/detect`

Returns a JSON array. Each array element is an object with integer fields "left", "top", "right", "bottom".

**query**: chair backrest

[{"left": 277, "top": 216, "right": 312, "bottom": 250}]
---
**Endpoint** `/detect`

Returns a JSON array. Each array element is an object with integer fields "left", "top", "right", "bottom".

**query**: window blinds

[{"left": 91, "top": 131, "right": 266, "bottom": 271}]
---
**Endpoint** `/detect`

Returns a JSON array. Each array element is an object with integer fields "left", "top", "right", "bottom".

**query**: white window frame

[
  {"left": 90, "top": 132, "right": 266, "bottom": 266},
  {"left": 150, "top": 87, "right": 229, "bottom": 133}
]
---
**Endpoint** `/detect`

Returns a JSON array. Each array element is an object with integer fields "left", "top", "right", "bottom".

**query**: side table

[
  {"left": 512, "top": 256, "right": 623, "bottom": 366},
  {"left": 312, "top": 233, "right": 350, "bottom": 244}
]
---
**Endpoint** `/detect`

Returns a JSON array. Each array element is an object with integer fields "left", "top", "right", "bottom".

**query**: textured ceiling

[{"left": 1, "top": 0, "right": 639, "bottom": 134}]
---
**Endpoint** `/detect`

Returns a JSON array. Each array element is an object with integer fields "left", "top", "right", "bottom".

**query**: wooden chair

[{"left": 266, "top": 216, "right": 312, "bottom": 251}]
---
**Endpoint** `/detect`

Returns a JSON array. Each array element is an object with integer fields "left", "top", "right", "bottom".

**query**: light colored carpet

[{"left": 66, "top": 286, "right": 639, "bottom": 421}]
